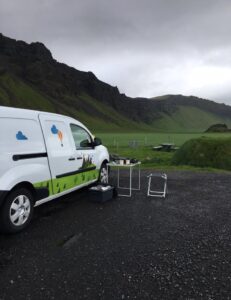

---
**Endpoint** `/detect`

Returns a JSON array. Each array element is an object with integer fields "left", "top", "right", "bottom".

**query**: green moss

[{"left": 172, "top": 137, "right": 231, "bottom": 170}]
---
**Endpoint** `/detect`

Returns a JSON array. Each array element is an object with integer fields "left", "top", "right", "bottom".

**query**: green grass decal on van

[
  {"left": 33, "top": 169, "right": 99, "bottom": 196},
  {"left": 33, "top": 179, "right": 53, "bottom": 195}
]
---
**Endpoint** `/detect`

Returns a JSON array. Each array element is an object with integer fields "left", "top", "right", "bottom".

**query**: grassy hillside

[
  {"left": 0, "top": 72, "right": 152, "bottom": 133},
  {"left": 0, "top": 73, "right": 55, "bottom": 110},
  {"left": 152, "top": 106, "right": 231, "bottom": 132},
  {"left": 1, "top": 73, "right": 231, "bottom": 133}
]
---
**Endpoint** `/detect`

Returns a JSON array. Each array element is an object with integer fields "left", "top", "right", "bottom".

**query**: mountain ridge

[{"left": 1, "top": 33, "right": 231, "bottom": 132}]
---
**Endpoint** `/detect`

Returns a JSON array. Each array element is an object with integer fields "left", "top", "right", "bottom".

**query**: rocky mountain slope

[{"left": 1, "top": 33, "right": 231, "bottom": 132}]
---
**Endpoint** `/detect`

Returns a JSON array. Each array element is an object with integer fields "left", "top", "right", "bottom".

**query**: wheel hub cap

[
  {"left": 10, "top": 195, "right": 31, "bottom": 226},
  {"left": 101, "top": 168, "right": 108, "bottom": 183}
]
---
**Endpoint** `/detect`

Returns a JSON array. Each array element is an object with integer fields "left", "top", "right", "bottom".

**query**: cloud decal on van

[
  {"left": 51, "top": 125, "right": 63, "bottom": 147},
  {"left": 51, "top": 125, "right": 59, "bottom": 134},
  {"left": 16, "top": 131, "right": 28, "bottom": 140}
]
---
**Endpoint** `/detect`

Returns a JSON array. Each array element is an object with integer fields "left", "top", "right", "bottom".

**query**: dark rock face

[
  {"left": 0, "top": 33, "right": 160, "bottom": 123},
  {"left": 1, "top": 32, "right": 231, "bottom": 125},
  {"left": 0, "top": 34, "right": 52, "bottom": 61}
]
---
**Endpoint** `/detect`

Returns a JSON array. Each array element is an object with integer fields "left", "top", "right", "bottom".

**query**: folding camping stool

[{"left": 147, "top": 173, "right": 167, "bottom": 198}]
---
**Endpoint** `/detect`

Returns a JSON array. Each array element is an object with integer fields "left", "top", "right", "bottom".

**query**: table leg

[
  {"left": 129, "top": 166, "right": 132, "bottom": 197},
  {"left": 117, "top": 167, "right": 120, "bottom": 188},
  {"left": 106, "top": 164, "right": 109, "bottom": 184},
  {"left": 138, "top": 163, "right": 140, "bottom": 190},
  {"left": 130, "top": 163, "right": 140, "bottom": 191}
]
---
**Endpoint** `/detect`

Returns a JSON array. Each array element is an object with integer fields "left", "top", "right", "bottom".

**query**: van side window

[{"left": 70, "top": 124, "right": 92, "bottom": 149}]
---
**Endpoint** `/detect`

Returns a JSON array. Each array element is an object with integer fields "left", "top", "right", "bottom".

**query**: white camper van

[{"left": 0, "top": 106, "right": 109, "bottom": 233}]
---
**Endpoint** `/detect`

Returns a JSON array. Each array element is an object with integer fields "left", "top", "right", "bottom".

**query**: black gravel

[{"left": 0, "top": 170, "right": 231, "bottom": 299}]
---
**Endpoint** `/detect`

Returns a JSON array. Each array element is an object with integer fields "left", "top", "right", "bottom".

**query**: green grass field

[{"left": 96, "top": 132, "right": 231, "bottom": 170}]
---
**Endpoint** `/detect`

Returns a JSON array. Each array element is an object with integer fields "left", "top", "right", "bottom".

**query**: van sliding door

[{"left": 39, "top": 114, "right": 82, "bottom": 195}]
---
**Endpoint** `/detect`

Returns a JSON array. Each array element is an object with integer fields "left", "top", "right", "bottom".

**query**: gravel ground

[{"left": 0, "top": 170, "right": 231, "bottom": 299}]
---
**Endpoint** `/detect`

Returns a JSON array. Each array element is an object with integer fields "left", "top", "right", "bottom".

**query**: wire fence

[{"left": 110, "top": 135, "right": 175, "bottom": 151}]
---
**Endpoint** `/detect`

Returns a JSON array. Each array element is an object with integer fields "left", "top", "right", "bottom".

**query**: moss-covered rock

[
  {"left": 205, "top": 124, "right": 230, "bottom": 133},
  {"left": 172, "top": 137, "right": 231, "bottom": 170}
]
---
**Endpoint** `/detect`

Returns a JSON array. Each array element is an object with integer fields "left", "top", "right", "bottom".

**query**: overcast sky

[{"left": 1, "top": 0, "right": 231, "bottom": 104}]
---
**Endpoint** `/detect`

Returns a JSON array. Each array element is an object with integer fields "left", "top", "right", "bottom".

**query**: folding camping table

[{"left": 106, "top": 161, "right": 141, "bottom": 197}]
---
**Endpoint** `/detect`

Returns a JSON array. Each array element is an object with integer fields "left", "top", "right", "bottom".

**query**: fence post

[{"left": 144, "top": 136, "right": 147, "bottom": 146}]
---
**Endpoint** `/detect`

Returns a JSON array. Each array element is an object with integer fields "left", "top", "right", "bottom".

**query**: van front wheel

[
  {"left": 0, "top": 188, "right": 34, "bottom": 233},
  {"left": 99, "top": 163, "right": 108, "bottom": 184}
]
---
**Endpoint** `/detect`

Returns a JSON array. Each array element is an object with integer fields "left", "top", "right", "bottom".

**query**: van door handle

[
  {"left": 76, "top": 156, "right": 83, "bottom": 160},
  {"left": 68, "top": 157, "right": 75, "bottom": 161}
]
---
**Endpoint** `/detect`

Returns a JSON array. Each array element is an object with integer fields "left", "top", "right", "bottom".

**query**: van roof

[
  {"left": 0, "top": 105, "right": 66, "bottom": 119},
  {"left": 0, "top": 106, "right": 89, "bottom": 131},
  {"left": 0, "top": 106, "right": 43, "bottom": 118}
]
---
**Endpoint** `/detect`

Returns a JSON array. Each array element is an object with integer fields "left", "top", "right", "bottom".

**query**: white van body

[{"left": 0, "top": 106, "right": 109, "bottom": 232}]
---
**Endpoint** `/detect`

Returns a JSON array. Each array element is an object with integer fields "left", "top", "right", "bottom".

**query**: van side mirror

[
  {"left": 93, "top": 137, "right": 102, "bottom": 146},
  {"left": 80, "top": 139, "right": 91, "bottom": 148}
]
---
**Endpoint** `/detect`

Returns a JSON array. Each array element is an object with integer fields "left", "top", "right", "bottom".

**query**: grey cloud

[{"left": 1, "top": 0, "right": 231, "bottom": 103}]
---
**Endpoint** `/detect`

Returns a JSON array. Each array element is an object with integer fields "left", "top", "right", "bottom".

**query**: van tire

[
  {"left": 0, "top": 188, "right": 34, "bottom": 233},
  {"left": 98, "top": 163, "right": 108, "bottom": 184}
]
